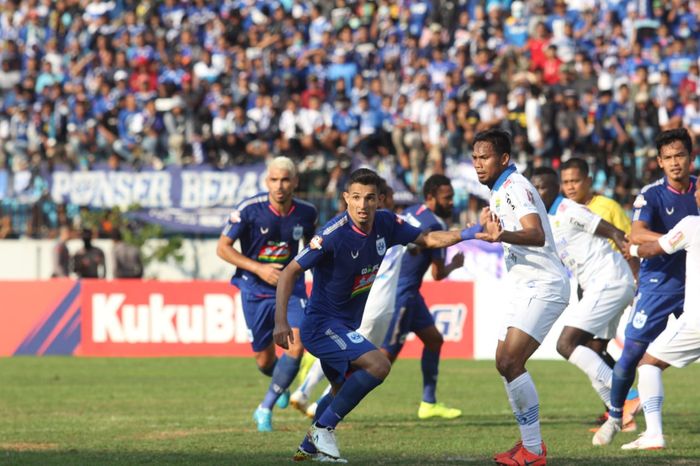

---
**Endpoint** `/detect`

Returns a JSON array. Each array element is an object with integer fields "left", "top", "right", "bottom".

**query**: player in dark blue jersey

[
  {"left": 382, "top": 175, "right": 465, "bottom": 420},
  {"left": 216, "top": 156, "right": 318, "bottom": 433},
  {"left": 594, "top": 129, "right": 698, "bottom": 446},
  {"left": 274, "top": 168, "right": 479, "bottom": 463}
]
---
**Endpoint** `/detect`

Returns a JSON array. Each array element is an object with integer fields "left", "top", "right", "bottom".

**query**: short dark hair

[
  {"left": 532, "top": 166, "right": 559, "bottom": 188},
  {"left": 345, "top": 168, "right": 382, "bottom": 191},
  {"left": 423, "top": 174, "right": 451, "bottom": 200},
  {"left": 655, "top": 128, "right": 692, "bottom": 155},
  {"left": 473, "top": 129, "right": 512, "bottom": 157},
  {"left": 560, "top": 157, "right": 589, "bottom": 177},
  {"left": 377, "top": 177, "right": 391, "bottom": 197}
]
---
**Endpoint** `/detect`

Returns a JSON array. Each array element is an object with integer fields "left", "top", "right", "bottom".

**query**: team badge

[
  {"left": 293, "top": 224, "right": 303, "bottom": 240},
  {"left": 633, "top": 194, "right": 647, "bottom": 209},
  {"left": 376, "top": 237, "right": 386, "bottom": 256},
  {"left": 229, "top": 210, "right": 241, "bottom": 223},
  {"left": 310, "top": 235, "right": 323, "bottom": 250},
  {"left": 669, "top": 230, "right": 685, "bottom": 248},
  {"left": 346, "top": 331, "right": 365, "bottom": 344},
  {"left": 632, "top": 310, "right": 648, "bottom": 329}
]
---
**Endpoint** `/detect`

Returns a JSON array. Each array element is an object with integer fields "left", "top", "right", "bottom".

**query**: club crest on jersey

[
  {"left": 293, "top": 224, "right": 304, "bottom": 240},
  {"left": 229, "top": 210, "right": 241, "bottom": 223},
  {"left": 376, "top": 237, "right": 386, "bottom": 256},
  {"left": 346, "top": 331, "right": 365, "bottom": 344},
  {"left": 310, "top": 235, "right": 323, "bottom": 250},
  {"left": 633, "top": 194, "right": 647, "bottom": 209},
  {"left": 632, "top": 310, "right": 648, "bottom": 329}
]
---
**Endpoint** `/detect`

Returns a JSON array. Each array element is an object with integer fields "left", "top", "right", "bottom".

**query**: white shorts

[
  {"left": 499, "top": 294, "right": 569, "bottom": 344},
  {"left": 565, "top": 280, "right": 635, "bottom": 340},
  {"left": 647, "top": 314, "right": 700, "bottom": 368},
  {"left": 358, "top": 296, "right": 395, "bottom": 347}
]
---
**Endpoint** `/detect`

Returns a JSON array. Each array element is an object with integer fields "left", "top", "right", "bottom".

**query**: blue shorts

[
  {"left": 624, "top": 291, "right": 684, "bottom": 343},
  {"left": 241, "top": 291, "right": 306, "bottom": 352},
  {"left": 382, "top": 290, "right": 435, "bottom": 356},
  {"left": 301, "top": 316, "right": 377, "bottom": 385}
]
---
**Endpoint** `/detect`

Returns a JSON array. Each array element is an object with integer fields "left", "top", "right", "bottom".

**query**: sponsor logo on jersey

[
  {"left": 376, "top": 237, "right": 387, "bottom": 256},
  {"left": 665, "top": 207, "right": 675, "bottom": 216},
  {"left": 310, "top": 235, "right": 323, "bottom": 250},
  {"left": 669, "top": 230, "right": 685, "bottom": 248},
  {"left": 229, "top": 210, "right": 241, "bottom": 223},
  {"left": 293, "top": 224, "right": 304, "bottom": 240},
  {"left": 257, "top": 241, "right": 291, "bottom": 263},
  {"left": 260, "top": 226, "right": 269, "bottom": 234},
  {"left": 350, "top": 264, "right": 380, "bottom": 298},
  {"left": 346, "top": 331, "right": 365, "bottom": 344},
  {"left": 633, "top": 194, "right": 647, "bottom": 209}
]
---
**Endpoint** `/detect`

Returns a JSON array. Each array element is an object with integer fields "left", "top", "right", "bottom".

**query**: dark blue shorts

[
  {"left": 241, "top": 291, "right": 306, "bottom": 352},
  {"left": 301, "top": 316, "right": 377, "bottom": 385},
  {"left": 624, "top": 291, "right": 684, "bottom": 343},
  {"left": 382, "top": 290, "right": 435, "bottom": 356}
]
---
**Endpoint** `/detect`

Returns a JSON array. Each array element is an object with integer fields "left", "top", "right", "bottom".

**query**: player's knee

[
  {"left": 556, "top": 337, "right": 575, "bottom": 360},
  {"left": 368, "top": 356, "right": 392, "bottom": 380},
  {"left": 495, "top": 354, "right": 522, "bottom": 379},
  {"left": 257, "top": 362, "right": 275, "bottom": 377},
  {"left": 425, "top": 333, "right": 443, "bottom": 352}
]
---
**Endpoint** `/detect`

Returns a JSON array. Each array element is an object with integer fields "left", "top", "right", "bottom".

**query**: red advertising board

[{"left": 0, "top": 279, "right": 473, "bottom": 358}]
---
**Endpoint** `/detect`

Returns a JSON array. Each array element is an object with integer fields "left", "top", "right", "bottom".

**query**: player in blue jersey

[
  {"left": 382, "top": 174, "right": 465, "bottom": 420},
  {"left": 274, "top": 168, "right": 480, "bottom": 463},
  {"left": 216, "top": 156, "right": 318, "bottom": 433},
  {"left": 594, "top": 128, "right": 698, "bottom": 446}
]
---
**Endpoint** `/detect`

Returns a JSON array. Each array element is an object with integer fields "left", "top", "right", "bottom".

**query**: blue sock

[
  {"left": 258, "top": 357, "right": 277, "bottom": 377},
  {"left": 316, "top": 370, "right": 383, "bottom": 429},
  {"left": 421, "top": 348, "right": 440, "bottom": 403},
  {"left": 261, "top": 354, "right": 301, "bottom": 409},
  {"left": 609, "top": 339, "right": 648, "bottom": 419}
]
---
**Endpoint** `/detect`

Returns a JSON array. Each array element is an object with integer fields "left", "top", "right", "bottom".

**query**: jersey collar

[
  {"left": 664, "top": 176, "right": 695, "bottom": 194},
  {"left": 491, "top": 164, "right": 517, "bottom": 191},
  {"left": 548, "top": 194, "right": 565, "bottom": 215},
  {"left": 268, "top": 200, "right": 297, "bottom": 217}
]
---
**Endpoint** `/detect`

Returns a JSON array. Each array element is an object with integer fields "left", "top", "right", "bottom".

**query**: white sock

[
  {"left": 569, "top": 345, "right": 613, "bottom": 408},
  {"left": 298, "top": 359, "right": 325, "bottom": 398},
  {"left": 638, "top": 364, "right": 664, "bottom": 437},
  {"left": 506, "top": 372, "right": 542, "bottom": 455}
]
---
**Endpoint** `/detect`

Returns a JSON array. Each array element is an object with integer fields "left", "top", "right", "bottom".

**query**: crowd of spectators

[{"left": 1, "top": 0, "right": 700, "bottom": 239}]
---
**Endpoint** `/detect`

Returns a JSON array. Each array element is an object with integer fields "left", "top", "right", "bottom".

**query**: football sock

[
  {"left": 258, "top": 357, "right": 277, "bottom": 377},
  {"left": 638, "top": 364, "right": 664, "bottom": 436},
  {"left": 299, "top": 359, "right": 326, "bottom": 398},
  {"left": 610, "top": 339, "right": 648, "bottom": 419},
  {"left": 569, "top": 345, "right": 612, "bottom": 407},
  {"left": 506, "top": 372, "right": 542, "bottom": 456},
  {"left": 260, "top": 354, "right": 301, "bottom": 409},
  {"left": 316, "top": 370, "right": 383, "bottom": 429},
  {"left": 421, "top": 348, "right": 440, "bottom": 403}
]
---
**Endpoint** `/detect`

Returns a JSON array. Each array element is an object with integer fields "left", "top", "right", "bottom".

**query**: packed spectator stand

[{"left": 0, "top": 0, "right": 699, "bottom": 240}]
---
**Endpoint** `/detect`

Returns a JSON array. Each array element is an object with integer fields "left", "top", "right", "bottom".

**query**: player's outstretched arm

[
  {"left": 630, "top": 220, "right": 663, "bottom": 245},
  {"left": 595, "top": 219, "right": 628, "bottom": 252},
  {"left": 477, "top": 212, "right": 545, "bottom": 246},
  {"left": 636, "top": 240, "right": 665, "bottom": 259},
  {"left": 216, "top": 234, "right": 283, "bottom": 286},
  {"left": 274, "top": 259, "right": 303, "bottom": 350},
  {"left": 431, "top": 252, "right": 465, "bottom": 280}
]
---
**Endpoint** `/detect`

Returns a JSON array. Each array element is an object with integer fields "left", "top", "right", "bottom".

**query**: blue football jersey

[
  {"left": 397, "top": 204, "right": 447, "bottom": 293},
  {"left": 222, "top": 193, "right": 318, "bottom": 297},
  {"left": 632, "top": 176, "right": 697, "bottom": 293},
  {"left": 295, "top": 209, "right": 423, "bottom": 328}
]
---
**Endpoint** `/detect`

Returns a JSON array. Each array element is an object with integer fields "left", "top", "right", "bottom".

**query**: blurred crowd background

[{"left": 0, "top": 0, "right": 699, "bottom": 240}]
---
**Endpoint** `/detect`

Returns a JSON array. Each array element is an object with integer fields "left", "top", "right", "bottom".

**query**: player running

[
  {"left": 216, "top": 156, "right": 317, "bottom": 432},
  {"left": 472, "top": 129, "right": 570, "bottom": 466},
  {"left": 531, "top": 167, "right": 635, "bottom": 427},
  {"left": 593, "top": 128, "right": 698, "bottom": 446},
  {"left": 618, "top": 188, "right": 700, "bottom": 451},
  {"left": 274, "top": 168, "right": 479, "bottom": 463},
  {"left": 382, "top": 174, "right": 465, "bottom": 420}
]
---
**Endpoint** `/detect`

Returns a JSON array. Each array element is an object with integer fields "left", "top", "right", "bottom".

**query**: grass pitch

[{"left": 1, "top": 357, "right": 699, "bottom": 465}]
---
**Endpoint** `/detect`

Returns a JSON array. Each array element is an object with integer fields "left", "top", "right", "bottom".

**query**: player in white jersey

[
  {"left": 616, "top": 188, "right": 700, "bottom": 451},
  {"left": 289, "top": 181, "right": 405, "bottom": 417},
  {"left": 472, "top": 129, "right": 570, "bottom": 466},
  {"left": 531, "top": 167, "right": 636, "bottom": 421}
]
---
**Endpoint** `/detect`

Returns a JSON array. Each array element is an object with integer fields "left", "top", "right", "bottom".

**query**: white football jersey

[
  {"left": 489, "top": 167, "right": 569, "bottom": 302},
  {"left": 549, "top": 196, "right": 634, "bottom": 289},
  {"left": 361, "top": 244, "right": 405, "bottom": 323},
  {"left": 658, "top": 215, "right": 700, "bottom": 326}
]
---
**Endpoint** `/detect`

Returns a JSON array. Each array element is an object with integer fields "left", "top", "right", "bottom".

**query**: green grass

[{"left": 1, "top": 358, "right": 699, "bottom": 465}]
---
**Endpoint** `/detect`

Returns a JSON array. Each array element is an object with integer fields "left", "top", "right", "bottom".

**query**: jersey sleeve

[
  {"left": 294, "top": 233, "right": 331, "bottom": 271},
  {"left": 388, "top": 213, "right": 423, "bottom": 247},
  {"left": 632, "top": 190, "right": 655, "bottom": 224},
  {"left": 504, "top": 181, "right": 539, "bottom": 220},
  {"left": 221, "top": 205, "right": 249, "bottom": 240},
  {"left": 658, "top": 217, "right": 694, "bottom": 254}
]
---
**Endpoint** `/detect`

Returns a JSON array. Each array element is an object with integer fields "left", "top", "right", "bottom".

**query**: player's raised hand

[
  {"left": 273, "top": 321, "right": 294, "bottom": 349},
  {"left": 257, "top": 263, "right": 284, "bottom": 286},
  {"left": 479, "top": 207, "right": 491, "bottom": 226},
  {"left": 450, "top": 251, "right": 465, "bottom": 269},
  {"left": 476, "top": 213, "right": 502, "bottom": 242}
]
